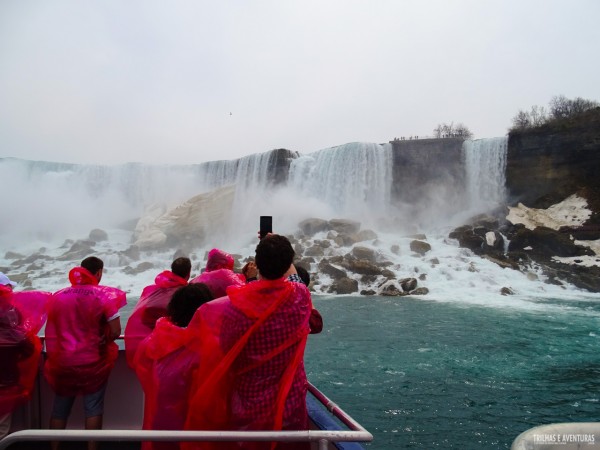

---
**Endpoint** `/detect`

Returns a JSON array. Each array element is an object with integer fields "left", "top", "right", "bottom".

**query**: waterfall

[
  {"left": 0, "top": 150, "right": 291, "bottom": 247},
  {"left": 2, "top": 140, "right": 509, "bottom": 247},
  {"left": 288, "top": 142, "right": 393, "bottom": 219},
  {"left": 463, "top": 137, "right": 508, "bottom": 212}
]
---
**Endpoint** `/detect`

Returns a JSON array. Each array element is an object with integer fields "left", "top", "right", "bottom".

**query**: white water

[
  {"left": 463, "top": 137, "right": 507, "bottom": 217},
  {"left": 288, "top": 142, "right": 393, "bottom": 221},
  {"left": 1, "top": 138, "right": 598, "bottom": 309}
]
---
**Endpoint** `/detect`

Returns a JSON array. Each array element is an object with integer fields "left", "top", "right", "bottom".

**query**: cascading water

[
  {"left": 463, "top": 137, "right": 508, "bottom": 213},
  {"left": 288, "top": 142, "right": 393, "bottom": 220}
]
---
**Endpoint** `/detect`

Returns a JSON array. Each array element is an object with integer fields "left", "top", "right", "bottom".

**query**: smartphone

[{"left": 259, "top": 216, "right": 273, "bottom": 239}]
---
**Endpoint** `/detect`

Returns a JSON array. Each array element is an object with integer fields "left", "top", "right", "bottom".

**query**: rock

[
  {"left": 378, "top": 280, "right": 406, "bottom": 296},
  {"left": 410, "top": 287, "right": 429, "bottom": 295},
  {"left": 298, "top": 257, "right": 315, "bottom": 267},
  {"left": 122, "top": 245, "right": 141, "bottom": 261},
  {"left": 341, "top": 258, "right": 382, "bottom": 275},
  {"left": 360, "top": 289, "right": 376, "bottom": 296},
  {"left": 4, "top": 251, "right": 24, "bottom": 259},
  {"left": 354, "top": 229, "right": 378, "bottom": 242},
  {"left": 328, "top": 219, "right": 361, "bottom": 234},
  {"left": 481, "top": 254, "right": 520, "bottom": 270},
  {"left": 450, "top": 225, "right": 490, "bottom": 254},
  {"left": 294, "top": 243, "right": 305, "bottom": 256},
  {"left": 316, "top": 239, "right": 331, "bottom": 249},
  {"left": 123, "top": 262, "right": 155, "bottom": 276},
  {"left": 305, "top": 245, "right": 325, "bottom": 257},
  {"left": 558, "top": 224, "right": 600, "bottom": 241},
  {"left": 469, "top": 214, "right": 500, "bottom": 229},
  {"left": 318, "top": 262, "right": 347, "bottom": 280},
  {"left": 508, "top": 226, "right": 594, "bottom": 258},
  {"left": 352, "top": 246, "right": 377, "bottom": 263},
  {"left": 133, "top": 185, "right": 235, "bottom": 250},
  {"left": 89, "top": 229, "right": 108, "bottom": 242},
  {"left": 429, "top": 257, "right": 440, "bottom": 266},
  {"left": 410, "top": 240, "right": 431, "bottom": 256},
  {"left": 500, "top": 287, "right": 514, "bottom": 295},
  {"left": 399, "top": 278, "right": 418, "bottom": 292},
  {"left": 418, "top": 273, "right": 427, "bottom": 281},
  {"left": 391, "top": 244, "right": 400, "bottom": 255},
  {"left": 298, "top": 218, "right": 329, "bottom": 236},
  {"left": 58, "top": 240, "right": 96, "bottom": 261},
  {"left": 484, "top": 231, "right": 505, "bottom": 251},
  {"left": 381, "top": 269, "right": 396, "bottom": 279},
  {"left": 334, "top": 233, "right": 358, "bottom": 247},
  {"left": 328, "top": 277, "right": 358, "bottom": 294}
]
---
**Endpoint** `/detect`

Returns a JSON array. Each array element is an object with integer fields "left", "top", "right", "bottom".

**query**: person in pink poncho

[
  {"left": 185, "top": 235, "right": 312, "bottom": 450},
  {"left": 125, "top": 257, "right": 192, "bottom": 367},
  {"left": 0, "top": 272, "right": 51, "bottom": 439},
  {"left": 189, "top": 248, "right": 245, "bottom": 299},
  {"left": 44, "top": 256, "right": 126, "bottom": 450},
  {"left": 133, "top": 282, "right": 214, "bottom": 450}
]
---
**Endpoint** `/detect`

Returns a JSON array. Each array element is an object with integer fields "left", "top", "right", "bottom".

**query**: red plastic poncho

[
  {"left": 43, "top": 266, "right": 127, "bottom": 396},
  {"left": 189, "top": 249, "right": 244, "bottom": 298},
  {"left": 184, "top": 278, "right": 312, "bottom": 450},
  {"left": 133, "top": 317, "right": 201, "bottom": 450},
  {"left": 124, "top": 270, "right": 188, "bottom": 367},
  {"left": 0, "top": 286, "right": 51, "bottom": 416},
  {"left": 189, "top": 269, "right": 245, "bottom": 299}
]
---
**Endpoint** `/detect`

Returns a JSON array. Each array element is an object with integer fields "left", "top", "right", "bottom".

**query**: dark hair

[
  {"left": 295, "top": 265, "right": 310, "bottom": 287},
  {"left": 81, "top": 256, "right": 103, "bottom": 274},
  {"left": 171, "top": 257, "right": 192, "bottom": 279},
  {"left": 255, "top": 234, "right": 294, "bottom": 280},
  {"left": 167, "top": 283, "right": 214, "bottom": 327}
]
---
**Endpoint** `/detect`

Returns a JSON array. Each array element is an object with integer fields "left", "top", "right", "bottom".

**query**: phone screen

[{"left": 259, "top": 216, "right": 273, "bottom": 239}]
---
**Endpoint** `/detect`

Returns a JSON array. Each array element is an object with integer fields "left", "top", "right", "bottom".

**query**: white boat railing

[
  {"left": 0, "top": 382, "right": 372, "bottom": 450},
  {"left": 0, "top": 428, "right": 369, "bottom": 450}
]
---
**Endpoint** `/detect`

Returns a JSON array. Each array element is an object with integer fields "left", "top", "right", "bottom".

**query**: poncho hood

[
  {"left": 68, "top": 266, "right": 99, "bottom": 286},
  {"left": 154, "top": 270, "right": 189, "bottom": 289}
]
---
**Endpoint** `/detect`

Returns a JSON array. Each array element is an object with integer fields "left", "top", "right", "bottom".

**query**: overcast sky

[{"left": 1, "top": 0, "right": 599, "bottom": 165}]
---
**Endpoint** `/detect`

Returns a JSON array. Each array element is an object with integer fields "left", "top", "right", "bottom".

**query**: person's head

[
  {"left": 81, "top": 256, "right": 104, "bottom": 281},
  {"left": 205, "top": 248, "right": 234, "bottom": 272},
  {"left": 171, "top": 257, "right": 192, "bottom": 280},
  {"left": 295, "top": 265, "right": 310, "bottom": 287},
  {"left": 255, "top": 234, "right": 295, "bottom": 280},
  {"left": 0, "top": 272, "right": 16, "bottom": 291},
  {"left": 167, "top": 283, "right": 214, "bottom": 327}
]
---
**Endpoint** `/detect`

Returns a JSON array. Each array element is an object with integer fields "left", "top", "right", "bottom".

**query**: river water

[{"left": 304, "top": 295, "right": 600, "bottom": 449}]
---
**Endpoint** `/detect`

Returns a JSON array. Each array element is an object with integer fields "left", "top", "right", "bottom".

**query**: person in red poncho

[
  {"left": 133, "top": 283, "right": 214, "bottom": 450},
  {"left": 44, "top": 256, "right": 126, "bottom": 450},
  {"left": 125, "top": 257, "right": 192, "bottom": 367},
  {"left": 185, "top": 235, "right": 312, "bottom": 450},
  {"left": 189, "top": 248, "right": 245, "bottom": 298},
  {"left": 0, "top": 272, "right": 51, "bottom": 439}
]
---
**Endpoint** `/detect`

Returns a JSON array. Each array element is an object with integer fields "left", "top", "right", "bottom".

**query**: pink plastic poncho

[
  {"left": 133, "top": 317, "right": 201, "bottom": 450},
  {"left": 44, "top": 266, "right": 127, "bottom": 396},
  {"left": 189, "top": 249, "right": 244, "bottom": 298},
  {"left": 184, "top": 278, "right": 312, "bottom": 450},
  {"left": 124, "top": 270, "right": 188, "bottom": 367},
  {"left": 0, "top": 286, "right": 51, "bottom": 415}
]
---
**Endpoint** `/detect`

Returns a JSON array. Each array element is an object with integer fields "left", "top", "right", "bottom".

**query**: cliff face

[{"left": 506, "top": 108, "right": 600, "bottom": 213}]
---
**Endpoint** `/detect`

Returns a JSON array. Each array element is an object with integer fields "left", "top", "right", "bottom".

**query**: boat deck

[{"left": 1, "top": 344, "right": 372, "bottom": 450}]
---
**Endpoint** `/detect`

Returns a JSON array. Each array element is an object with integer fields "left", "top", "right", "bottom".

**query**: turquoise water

[{"left": 304, "top": 295, "right": 600, "bottom": 449}]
